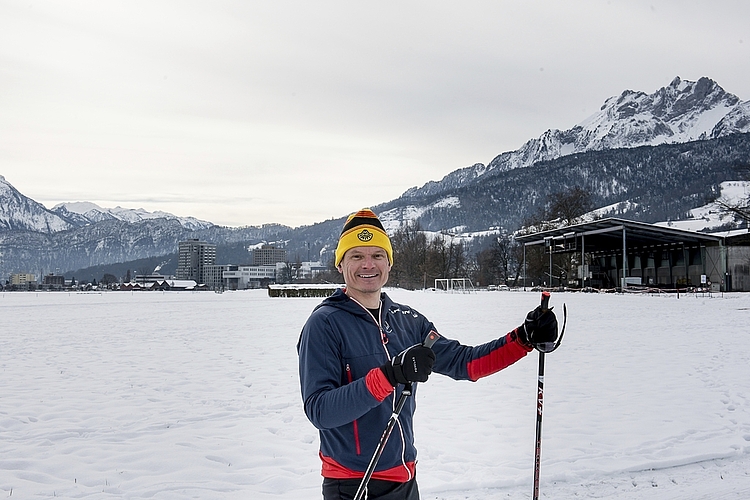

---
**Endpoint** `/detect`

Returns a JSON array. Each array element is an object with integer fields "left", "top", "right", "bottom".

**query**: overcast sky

[{"left": 1, "top": 1, "right": 749, "bottom": 227}]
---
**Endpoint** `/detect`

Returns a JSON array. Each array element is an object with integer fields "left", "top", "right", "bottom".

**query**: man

[{"left": 298, "top": 208, "right": 558, "bottom": 500}]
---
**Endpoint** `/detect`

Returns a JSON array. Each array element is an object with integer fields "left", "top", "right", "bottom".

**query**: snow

[
  {"left": 380, "top": 206, "right": 431, "bottom": 233},
  {"left": 51, "top": 201, "right": 103, "bottom": 215},
  {"left": 655, "top": 181, "right": 750, "bottom": 232},
  {"left": 433, "top": 196, "right": 461, "bottom": 209},
  {"left": 586, "top": 200, "right": 641, "bottom": 219},
  {"left": 380, "top": 197, "right": 462, "bottom": 233},
  {"left": 51, "top": 202, "right": 214, "bottom": 230},
  {"left": 558, "top": 142, "right": 576, "bottom": 157},
  {"left": 1, "top": 289, "right": 749, "bottom": 499},
  {"left": 687, "top": 103, "right": 735, "bottom": 139}
]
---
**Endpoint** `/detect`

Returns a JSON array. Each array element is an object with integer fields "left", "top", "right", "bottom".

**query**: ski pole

[
  {"left": 532, "top": 291, "right": 566, "bottom": 500},
  {"left": 354, "top": 330, "right": 441, "bottom": 500}
]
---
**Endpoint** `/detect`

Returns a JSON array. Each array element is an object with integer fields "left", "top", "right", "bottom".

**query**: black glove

[
  {"left": 380, "top": 344, "right": 436, "bottom": 386},
  {"left": 517, "top": 306, "right": 558, "bottom": 347}
]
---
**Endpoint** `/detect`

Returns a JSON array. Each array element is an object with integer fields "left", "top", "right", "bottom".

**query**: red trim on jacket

[
  {"left": 466, "top": 331, "right": 532, "bottom": 381},
  {"left": 320, "top": 452, "right": 416, "bottom": 482},
  {"left": 365, "top": 367, "right": 394, "bottom": 402},
  {"left": 345, "top": 365, "right": 362, "bottom": 455}
]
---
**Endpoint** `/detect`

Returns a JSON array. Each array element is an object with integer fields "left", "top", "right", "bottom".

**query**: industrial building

[{"left": 516, "top": 218, "right": 750, "bottom": 292}]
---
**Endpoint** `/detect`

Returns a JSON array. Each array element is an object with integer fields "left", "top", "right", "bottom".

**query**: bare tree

[
  {"left": 717, "top": 161, "right": 750, "bottom": 223},
  {"left": 312, "top": 258, "right": 343, "bottom": 284},
  {"left": 390, "top": 220, "right": 428, "bottom": 289},
  {"left": 547, "top": 186, "right": 595, "bottom": 225},
  {"left": 473, "top": 234, "right": 517, "bottom": 286},
  {"left": 390, "top": 222, "right": 469, "bottom": 289},
  {"left": 277, "top": 261, "right": 294, "bottom": 284},
  {"left": 521, "top": 185, "right": 595, "bottom": 232},
  {"left": 715, "top": 198, "right": 750, "bottom": 223}
]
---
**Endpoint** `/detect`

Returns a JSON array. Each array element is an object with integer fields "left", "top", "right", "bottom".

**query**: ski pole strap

[{"left": 535, "top": 293, "right": 567, "bottom": 354}]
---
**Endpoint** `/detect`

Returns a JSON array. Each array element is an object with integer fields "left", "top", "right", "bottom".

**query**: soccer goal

[{"left": 434, "top": 278, "right": 475, "bottom": 293}]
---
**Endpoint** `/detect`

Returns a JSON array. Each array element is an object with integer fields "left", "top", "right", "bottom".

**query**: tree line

[{"left": 306, "top": 186, "right": 596, "bottom": 290}]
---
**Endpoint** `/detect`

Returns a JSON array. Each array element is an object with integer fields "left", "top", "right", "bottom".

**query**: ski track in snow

[{"left": 1, "top": 289, "right": 749, "bottom": 499}]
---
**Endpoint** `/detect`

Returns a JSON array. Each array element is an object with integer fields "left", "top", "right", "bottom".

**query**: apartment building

[{"left": 176, "top": 240, "right": 217, "bottom": 284}]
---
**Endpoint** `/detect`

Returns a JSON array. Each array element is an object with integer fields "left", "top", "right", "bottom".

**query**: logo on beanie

[{"left": 357, "top": 229, "right": 374, "bottom": 242}]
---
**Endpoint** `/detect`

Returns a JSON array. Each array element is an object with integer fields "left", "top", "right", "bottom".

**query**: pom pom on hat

[{"left": 335, "top": 208, "right": 393, "bottom": 267}]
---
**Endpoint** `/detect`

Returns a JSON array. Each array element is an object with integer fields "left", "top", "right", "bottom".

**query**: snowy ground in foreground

[{"left": 1, "top": 289, "right": 749, "bottom": 499}]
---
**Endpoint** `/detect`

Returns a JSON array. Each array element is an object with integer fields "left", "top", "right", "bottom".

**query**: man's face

[{"left": 338, "top": 246, "right": 391, "bottom": 297}]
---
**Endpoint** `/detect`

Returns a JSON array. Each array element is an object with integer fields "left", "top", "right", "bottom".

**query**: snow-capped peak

[
  {"left": 51, "top": 202, "right": 214, "bottom": 230},
  {"left": 506, "top": 76, "right": 749, "bottom": 168},
  {"left": 405, "top": 77, "right": 750, "bottom": 199},
  {"left": 0, "top": 176, "right": 73, "bottom": 233},
  {"left": 576, "top": 76, "right": 740, "bottom": 149},
  {"left": 51, "top": 201, "right": 103, "bottom": 214}
]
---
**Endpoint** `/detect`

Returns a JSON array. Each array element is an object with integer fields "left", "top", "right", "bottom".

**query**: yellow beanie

[{"left": 335, "top": 208, "right": 393, "bottom": 267}]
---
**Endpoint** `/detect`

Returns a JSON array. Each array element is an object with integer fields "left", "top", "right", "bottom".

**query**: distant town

[{"left": 3, "top": 239, "right": 330, "bottom": 292}]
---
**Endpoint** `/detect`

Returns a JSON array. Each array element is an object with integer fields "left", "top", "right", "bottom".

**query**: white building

[
  {"left": 223, "top": 265, "right": 277, "bottom": 290},
  {"left": 296, "top": 261, "right": 328, "bottom": 280}
]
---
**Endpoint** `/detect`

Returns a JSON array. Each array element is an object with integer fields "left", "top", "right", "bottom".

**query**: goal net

[{"left": 434, "top": 278, "right": 475, "bottom": 293}]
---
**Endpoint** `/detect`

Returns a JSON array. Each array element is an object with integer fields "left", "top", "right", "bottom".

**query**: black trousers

[{"left": 322, "top": 477, "right": 419, "bottom": 500}]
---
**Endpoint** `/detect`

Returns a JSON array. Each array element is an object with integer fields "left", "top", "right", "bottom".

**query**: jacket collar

[{"left": 317, "top": 288, "right": 393, "bottom": 316}]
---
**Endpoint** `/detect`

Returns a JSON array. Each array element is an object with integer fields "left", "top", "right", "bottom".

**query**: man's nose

[{"left": 362, "top": 255, "right": 376, "bottom": 266}]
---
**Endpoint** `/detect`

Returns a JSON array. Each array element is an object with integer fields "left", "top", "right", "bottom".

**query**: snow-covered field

[{"left": 1, "top": 289, "right": 749, "bottom": 499}]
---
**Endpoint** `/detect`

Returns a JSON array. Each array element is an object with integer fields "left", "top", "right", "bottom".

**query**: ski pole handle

[{"left": 540, "top": 291, "right": 551, "bottom": 312}]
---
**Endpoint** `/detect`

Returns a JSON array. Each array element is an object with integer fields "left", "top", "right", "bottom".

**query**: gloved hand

[
  {"left": 380, "top": 344, "right": 436, "bottom": 386},
  {"left": 517, "top": 306, "right": 558, "bottom": 348}
]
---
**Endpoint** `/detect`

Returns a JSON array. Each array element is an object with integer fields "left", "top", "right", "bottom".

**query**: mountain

[
  {"left": 0, "top": 176, "right": 73, "bottom": 233},
  {"left": 0, "top": 218, "right": 292, "bottom": 280},
  {"left": 51, "top": 201, "right": 214, "bottom": 231},
  {"left": 2, "top": 76, "right": 749, "bottom": 280},
  {"left": 0, "top": 175, "right": 214, "bottom": 234},
  {"left": 404, "top": 77, "right": 750, "bottom": 198},
  {"left": 0, "top": 177, "right": 290, "bottom": 279},
  {"left": 375, "top": 133, "right": 750, "bottom": 234}
]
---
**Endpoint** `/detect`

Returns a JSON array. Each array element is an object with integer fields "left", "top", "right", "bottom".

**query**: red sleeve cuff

[
  {"left": 466, "top": 332, "right": 531, "bottom": 381},
  {"left": 365, "top": 367, "right": 394, "bottom": 402}
]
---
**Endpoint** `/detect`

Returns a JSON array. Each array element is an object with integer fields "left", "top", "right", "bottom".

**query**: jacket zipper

[
  {"left": 346, "top": 364, "right": 361, "bottom": 455},
  {"left": 375, "top": 306, "right": 409, "bottom": 478},
  {"left": 348, "top": 298, "right": 407, "bottom": 473},
  {"left": 349, "top": 296, "right": 390, "bottom": 354},
  {"left": 370, "top": 303, "right": 390, "bottom": 356}
]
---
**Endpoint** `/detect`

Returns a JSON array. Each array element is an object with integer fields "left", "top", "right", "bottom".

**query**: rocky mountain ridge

[
  {"left": 51, "top": 201, "right": 214, "bottom": 231},
  {"left": 404, "top": 77, "right": 750, "bottom": 199},
  {"left": 0, "top": 176, "right": 216, "bottom": 234},
  {"left": 0, "top": 175, "right": 72, "bottom": 233}
]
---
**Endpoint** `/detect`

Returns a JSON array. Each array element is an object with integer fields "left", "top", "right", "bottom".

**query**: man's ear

[{"left": 337, "top": 265, "right": 343, "bottom": 274}]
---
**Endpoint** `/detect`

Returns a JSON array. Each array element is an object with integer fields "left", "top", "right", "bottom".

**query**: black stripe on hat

[{"left": 341, "top": 213, "right": 385, "bottom": 235}]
